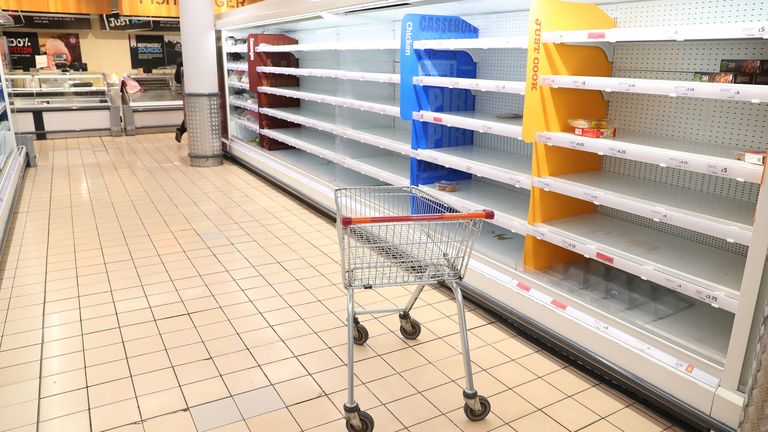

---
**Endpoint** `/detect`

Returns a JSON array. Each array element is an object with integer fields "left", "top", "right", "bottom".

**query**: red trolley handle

[{"left": 341, "top": 210, "right": 495, "bottom": 227}]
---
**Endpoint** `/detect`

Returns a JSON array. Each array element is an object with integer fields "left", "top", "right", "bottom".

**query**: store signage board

[
  {"left": 7, "top": 13, "right": 92, "bottom": 30},
  {"left": 100, "top": 12, "right": 180, "bottom": 32},
  {"left": 118, "top": 0, "right": 262, "bottom": 17},
  {"left": 0, "top": 0, "right": 110, "bottom": 14},
  {"left": 5, "top": 31, "right": 82, "bottom": 70}
]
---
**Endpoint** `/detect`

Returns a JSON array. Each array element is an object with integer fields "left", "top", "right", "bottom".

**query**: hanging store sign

[
  {"left": 5, "top": 31, "right": 82, "bottom": 70},
  {"left": 128, "top": 34, "right": 181, "bottom": 69},
  {"left": 0, "top": 0, "right": 110, "bottom": 14},
  {"left": 7, "top": 13, "right": 92, "bottom": 30},
  {"left": 118, "top": 0, "right": 261, "bottom": 18},
  {"left": 99, "top": 12, "right": 180, "bottom": 32}
]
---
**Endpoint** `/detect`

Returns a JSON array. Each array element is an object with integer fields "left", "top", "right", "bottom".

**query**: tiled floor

[{"left": 0, "top": 134, "right": 684, "bottom": 431}]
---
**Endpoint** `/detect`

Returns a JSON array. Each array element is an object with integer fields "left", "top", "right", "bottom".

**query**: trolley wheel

[
  {"left": 399, "top": 318, "right": 422, "bottom": 340},
  {"left": 464, "top": 395, "right": 491, "bottom": 421},
  {"left": 353, "top": 323, "right": 369, "bottom": 345},
  {"left": 345, "top": 410, "right": 375, "bottom": 432}
]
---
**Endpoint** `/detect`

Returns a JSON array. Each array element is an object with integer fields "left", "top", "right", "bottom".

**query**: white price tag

[
  {"left": 540, "top": 76, "right": 555, "bottom": 86},
  {"left": 592, "top": 318, "right": 610, "bottom": 334},
  {"left": 560, "top": 238, "right": 579, "bottom": 251},
  {"left": 531, "top": 228, "right": 547, "bottom": 239},
  {"left": 571, "top": 78, "right": 588, "bottom": 89},
  {"left": 673, "top": 85, "right": 696, "bottom": 96},
  {"left": 568, "top": 139, "right": 586, "bottom": 150},
  {"left": 666, "top": 156, "right": 691, "bottom": 169},
  {"left": 607, "top": 146, "right": 628, "bottom": 157},
  {"left": 582, "top": 190, "right": 600, "bottom": 204},
  {"left": 617, "top": 81, "right": 639, "bottom": 92},
  {"left": 741, "top": 23, "right": 767, "bottom": 37},
  {"left": 649, "top": 207, "right": 670, "bottom": 222},
  {"left": 695, "top": 289, "right": 722, "bottom": 306},
  {"left": 705, "top": 163, "right": 730, "bottom": 177},
  {"left": 479, "top": 124, "right": 494, "bottom": 134},
  {"left": 510, "top": 176, "right": 524, "bottom": 188},
  {"left": 536, "top": 179, "right": 553, "bottom": 191},
  {"left": 493, "top": 83, "right": 507, "bottom": 92}
]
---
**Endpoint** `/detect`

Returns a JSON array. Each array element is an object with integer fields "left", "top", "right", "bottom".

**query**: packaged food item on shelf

[
  {"left": 496, "top": 113, "right": 522, "bottom": 120},
  {"left": 735, "top": 150, "right": 767, "bottom": 166},
  {"left": 436, "top": 181, "right": 457, "bottom": 192},
  {"left": 720, "top": 59, "right": 768, "bottom": 74},
  {"left": 694, "top": 72, "right": 754, "bottom": 84},
  {"left": 755, "top": 74, "right": 768, "bottom": 85},
  {"left": 568, "top": 118, "right": 616, "bottom": 138}
]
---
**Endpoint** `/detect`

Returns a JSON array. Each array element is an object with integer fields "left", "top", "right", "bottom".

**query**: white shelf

[
  {"left": 0, "top": 102, "right": 6, "bottom": 116},
  {"left": 413, "top": 76, "right": 526, "bottom": 95},
  {"left": 227, "top": 63, "right": 248, "bottom": 71},
  {"left": 422, "top": 179, "right": 531, "bottom": 235},
  {"left": 259, "top": 127, "right": 410, "bottom": 186},
  {"left": 259, "top": 106, "right": 412, "bottom": 156},
  {"left": 234, "top": 117, "right": 260, "bottom": 132},
  {"left": 536, "top": 131, "right": 764, "bottom": 184},
  {"left": 413, "top": 37, "right": 528, "bottom": 50},
  {"left": 226, "top": 44, "right": 248, "bottom": 53},
  {"left": 537, "top": 212, "right": 745, "bottom": 312},
  {"left": 228, "top": 81, "right": 250, "bottom": 90},
  {"left": 257, "top": 67, "right": 400, "bottom": 83},
  {"left": 416, "top": 146, "right": 532, "bottom": 189},
  {"left": 256, "top": 40, "right": 399, "bottom": 52},
  {"left": 543, "top": 21, "right": 768, "bottom": 44},
  {"left": 541, "top": 75, "right": 768, "bottom": 103},
  {"left": 534, "top": 171, "right": 754, "bottom": 246},
  {"left": 230, "top": 99, "right": 259, "bottom": 112},
  {"left": 414, "top": 111, "right": 523, "bottom": 139},
  {"left": 258, "top": 86, "right": 400, "bottom": 117}
]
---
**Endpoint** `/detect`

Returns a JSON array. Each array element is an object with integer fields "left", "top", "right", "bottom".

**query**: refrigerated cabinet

[{"left": 121, "top": 74, "right": 184, "bottom": 135}]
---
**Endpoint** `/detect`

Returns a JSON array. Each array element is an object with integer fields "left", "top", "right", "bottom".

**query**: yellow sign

[
  {"left": 0, "top": 0, "right": 111, "bottom": 14},
  {"left": 118, "top": 0, "right": 260, "bottom": 17}
]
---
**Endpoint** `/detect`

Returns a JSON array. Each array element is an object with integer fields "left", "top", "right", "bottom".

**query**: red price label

[{"left": 596, "top": 252, "right": 614, "bottom": 264}]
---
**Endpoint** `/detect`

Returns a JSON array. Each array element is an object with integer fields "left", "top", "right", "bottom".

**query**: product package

[
  {"left": 694, "top": 72, "right": 754, "bottom": 84},
  {"left": 568, "top": 118, "right": 616, "bottom": 139},
  {"left": 755, "top": 74, "right": 768, "bottom": 85},
  {"left": 735, "top": 150, "right": 767, "bottom": 166},
  {"left": 436, "top": 181, "right": 457, "bottom": 192},
  {"left": 720, "top": 59, "right": 768, "bottom": 74}
]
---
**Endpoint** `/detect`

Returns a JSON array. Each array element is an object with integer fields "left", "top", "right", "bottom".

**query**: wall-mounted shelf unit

[{"left": 217, "top": 1, "right": 768, "bottom": 430}]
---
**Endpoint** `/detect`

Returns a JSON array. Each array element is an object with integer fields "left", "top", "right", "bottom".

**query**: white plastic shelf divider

[
  {"left": 422, "top": 179, "right": 531, "bottom": 235},
  {"left": 413, "top": 76, "right": 526, "bottom": 95},
  {"left": 536, "top": 131, "right": 764, "bottom": 184},
  {"left": 256, "top": 40, "right": 399, "bottom": 52},
  {"left": 259, "top": 86, "right": 401, "bottom": 117},
  {"left": 226, "top": 44, "right": 248, "bottom": 53},
  {"left": 230, "top": 99, "right": 259, "bottom": 112},
  {"left": 534, "top": 171, "right": 754, "bottom": 245},
  {"left": 227, "top": 63, "right": 248, "bottom": 71},
  {"left": 257, "top": 67, "right": 400, "bottom": 83},
  {"left": 413, "top": 37, "right": 528, "bottom": 50},
  {"left": 540, "top": 75, "right": 768, "bottom": 103},
  {"left": 234, "top": 117, "right": 260, "bottom": 132},
  {"left": 259, "top": 106, "right": 412, "bottom": 156},
  {"left": 416, "top": 146, "right": 532, "bottom": 189},
  {"left": 259, "top": 127, "right": 410, "bottom": 186},
  {"left": 543, "top": 21, "right": 768, "bottom": 44},
  {"left": 534, "top": 213, "right": 744, "bottom": 312},
  {"left": 414, "top": 111, "right": 524, "bottom": 139},
  {"left": 228, "top": 81, "right": 250, "bottom": 90}
]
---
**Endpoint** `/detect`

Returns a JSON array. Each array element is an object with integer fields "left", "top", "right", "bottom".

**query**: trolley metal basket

[{"left": 335, "top": 186, "right": 495, "bottom": 432}]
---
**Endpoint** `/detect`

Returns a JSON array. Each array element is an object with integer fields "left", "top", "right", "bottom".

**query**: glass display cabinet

[{"left": 121, "top": 74, "right": 184, "bottom": 135}]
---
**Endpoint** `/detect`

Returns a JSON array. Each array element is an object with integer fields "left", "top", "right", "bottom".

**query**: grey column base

[{"left": 186, "top": 93, "right": 223, "bottom": 167}]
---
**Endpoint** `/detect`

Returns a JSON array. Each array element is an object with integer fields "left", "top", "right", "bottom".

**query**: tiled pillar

[{"left": 179, "top": 0, "right": 223, "bottom": 167}]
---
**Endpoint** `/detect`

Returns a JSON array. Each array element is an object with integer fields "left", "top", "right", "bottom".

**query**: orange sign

[
  {"left": 0, "top": 0, "right": 110, "bottom": 14},
  {"left": 118, "top": 0, "right": 260, "bottom": 17}
]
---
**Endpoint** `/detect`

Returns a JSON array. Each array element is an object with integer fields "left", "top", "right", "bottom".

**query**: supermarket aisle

[{"left": 0, "top": 134, "right": 682, "bottom": 432}]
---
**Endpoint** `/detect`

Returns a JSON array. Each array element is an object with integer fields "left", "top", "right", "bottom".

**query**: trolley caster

[
  {"left": 463, "top": 394, "right": 491, "bottom": 421},
  {"left": 344, "top": 405, "right": 375, "bottom": 432},
  {"left": 353, "top": 319, "right": 369, "bottom": 345},
  {"left": 399, "top": 316, "right": 421, "bottom": 340}
]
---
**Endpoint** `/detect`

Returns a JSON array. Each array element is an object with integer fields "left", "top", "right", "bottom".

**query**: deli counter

[
  {"left": 6, "top": 72, "right": 121, "bottom": 139},
  {"left": 121, "top": 74, "right": 183, "bottom": 135}
]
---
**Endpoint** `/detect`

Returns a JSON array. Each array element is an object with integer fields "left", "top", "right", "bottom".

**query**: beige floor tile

[
  {"left": 0, "top": 378, "right": 39, "bottom": 408},
  {"left": 445, "top": 407, "right": 505, "bottom": 432},
  {"left": 37, "top": 410, "right": 90, "bottom": 432},
  {"left": 138, "top": 387, "right": 187, "bottom": 419},
  {"left": 486, "top": 361, "right": 537, "bottom": 388},
  {"left": 542, "top": 368, "right": 596, "bottom": 396},
  {"left": 175, "top": 358, "right": 219, "bottom": 385},
  {"left": 297, "top": 349, "right": 343, "bottom": 374},
  {"left": 409, "top": 415, "right": 463, "bottom": 432},
  {"left": 365, "top": 374, "right": 418, "bottom": 404},
  {"left": 488, "top": 389, "right": 536, "bottom": 422},
  {"left": 90, "top": 398, "right": 141, "bottom": 432},
  {"left": 511, "top": 411, "right": 568, "bottom": 432},
  {"left": 182, "top": 376, "right": 230, "bottom": 407},
  {"left": 245, "top": 408, "right": 301, "bottom": 432},
  {"left": 128, "top": 350, "right": 172, "bottom": 375},
  {"left": 401, "top": 363, "right": 451, "bottom": 392},
  {"left": 544, "top": 397, "right": 601, "bottom": 430},
  {"left": 38, "top": 388, "right": 88, "bottom": 421},
  {"left": 573, "top": 385, "right": 631, "bottom": 417},
  {"left": 385, "top": 393, "right": 440, "bottom": 426},
  {"left": 354, "top": 356, "right": 397, "bottom": 383},
  {"left": 261, "top": 357, "right": 307, "bottom": 383},
  {"left": 40, "top": 368, "right": 86, "bottom": 397},
  {"left": 328, "top": 384, "right": 381, "bottom": 412},
  {"left": 209, "top": 420, "right": 251, "bottom": 432},
  {"left": 88, "top": 377, "right": 136, "bottom": 407},
  {"left": 579, "top": 419, "right": 623, "bottom": 432},
  {"left": 274, "top": 375, "right": 324, "bottom": 406},
  {"left": 133, "top": 368, "right": 179, "bottom": 396},
  {"left": 517, "top": 351, "right": 566, "bottom": 376},
  {"left": 0, "top": 400, "right": 37, "bottom": 431},
  {"left": 143, "top": 410, "right": 197, "bottom": 432},
  {"left": 87, "top": 358, "right": 130, "bottom": 385},
  {"left": 514, "top": 378, "right": 568, "bottom": 408},
  {"left": 606, "top": 405, "right": 669, "bottom": 432},
  {"left": 288, "top": 396, "right": 342, "bottom": 430}
]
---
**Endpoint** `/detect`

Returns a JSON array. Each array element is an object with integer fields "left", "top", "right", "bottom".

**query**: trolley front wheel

[
  {"left": 345, "top": 410, "right": 374, "bottom": 432},
  {"left": 399, "top": 318, "right": 422, "bottom": 340},
  {"left": 464, "top": 395, "right": 491, "bottom": 421},
  {"left": 353, "top": 323, "right": 369, "bottom": 345}
]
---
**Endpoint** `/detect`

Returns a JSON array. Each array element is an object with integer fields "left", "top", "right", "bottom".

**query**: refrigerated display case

[
  {"left": 215, "top": 1, "right": 768, "bottom": 429},
  {"left": 6, "top": 72, "right": 120, "bottom": 139},
  {"left": 121, "top": 74, "right": 184, "bottom": 135}
]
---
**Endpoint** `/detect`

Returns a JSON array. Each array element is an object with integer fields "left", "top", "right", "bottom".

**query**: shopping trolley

[{"left": 335, "top": 186, "right": 495, "bottom": 432}]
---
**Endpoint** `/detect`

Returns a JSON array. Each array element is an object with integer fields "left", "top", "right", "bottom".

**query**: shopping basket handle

[{"left": 341, "top": 210, "right": 495, "bottom": 226}]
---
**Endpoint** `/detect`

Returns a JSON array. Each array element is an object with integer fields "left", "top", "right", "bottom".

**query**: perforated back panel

[{"left": 598, "top": 0, "right": 767, "bottom": 254}]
